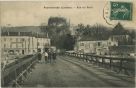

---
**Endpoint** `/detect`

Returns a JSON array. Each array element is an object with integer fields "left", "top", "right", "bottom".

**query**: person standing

[
  {"left": 38, "top": 51, "right": 42, "bottom": 63},
  {"left": 52, "top": 51, "right": 57, "bottom": 63},
  {"left": 48, "top": 49, "right": 52, "bottom": 63},
  {"left": 37, "top": 49, "right": 42, "bottom": 63},
  {"left": 48, "top": 50, "right": 52, "bottom": 63},
  {"left": 44, "top": 51, "right": 48, "bottom": 63}
]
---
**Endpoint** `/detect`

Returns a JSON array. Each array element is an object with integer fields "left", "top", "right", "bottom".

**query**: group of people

[{"left": 38, "top": 48, "right": 57, "bottom": 63}]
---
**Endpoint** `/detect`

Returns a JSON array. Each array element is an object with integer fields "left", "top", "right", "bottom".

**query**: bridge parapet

[
  {"left": 65, "top": 52, "right": 135, "bottom": 76},
  {"left": 1, "top": 54, "right": 38, "bottom": 87}
]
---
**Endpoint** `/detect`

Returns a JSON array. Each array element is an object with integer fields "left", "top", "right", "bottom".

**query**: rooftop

[
  {"left": 1, "top": 26, "right": 48, "bottom": 38},
  {"left": 79, "top": 36, "right": 108, "bottom": 41}
]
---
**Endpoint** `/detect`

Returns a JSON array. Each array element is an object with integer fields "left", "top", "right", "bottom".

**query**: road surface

[{"left": 22, "top": 55, "right": 135, "bottom": 87}]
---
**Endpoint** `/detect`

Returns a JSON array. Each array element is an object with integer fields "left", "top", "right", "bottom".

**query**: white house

[
  {"left": 37, "top": 37, "right": 51, "bottom": 53},
  {"left": 75, "top": 38, "right": 118, "bottom": 55},
  {"left": 76, "top": 40, "right": 107, "bottom": 54},
  {"left": 1, "top": 33, "right": 50, "bottom": 56}
]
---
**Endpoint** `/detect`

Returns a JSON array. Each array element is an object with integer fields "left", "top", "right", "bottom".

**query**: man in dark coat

[
  {"left": 48, "top": 49, "right": 52, "bottom": 63},
  {"left": 37, "top": 49, "right": 42, "bottom": 63},
  {"left": 52, "top": 52, "right": 57, "bottom": 63}
]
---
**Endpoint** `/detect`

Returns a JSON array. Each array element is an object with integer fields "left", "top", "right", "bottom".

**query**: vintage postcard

[{"left": 0, "top": 0, "right": 136, "bottom": 88}]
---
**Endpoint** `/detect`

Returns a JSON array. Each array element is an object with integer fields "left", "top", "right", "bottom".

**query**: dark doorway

[{"left": 22, "top": 50, "right": 24, "bottom": 54}]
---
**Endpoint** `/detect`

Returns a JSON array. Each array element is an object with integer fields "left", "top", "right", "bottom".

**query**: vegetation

[
  {"left": 75, "top": 23, "right": 111, "bottom": 40},
  {"left": 40, "top": 16, "right": 135, "bottom": 50},
  {"left": 75, "top": 23, "right": 135, "bottom": 45},
  {"left": 112, "top": 23, "right": 128, "bottom": 35},
  {"left": 57, "top": 34, "right": 75, "bottom": 50},
  {"left": 40, "top": 16, "right": 75, "bottom": 50}
]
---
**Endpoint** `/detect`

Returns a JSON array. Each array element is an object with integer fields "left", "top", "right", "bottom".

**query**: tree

[
  {"left": 111, "top": 23, "right": 134, "bottom": 45},
  {"left": 75, "top": 23, "right": 111, "bottom": 41},
  {"left": 112, "top": 23, "right": 128, "bottom": 35},
  {"left": 129, "top": 30, "right": 136, "bottom": 39},
  {"left": 75, "top": 23, "right": 85, "bottom": 36},
  {"left": 57, "top": 34, "right": 75, "bottom": 50},
  {"left": 40, "top": 23, "right": 47, "bottom": 33},
  {"left": 40, "top": 16, "right": 71, "bottom": 47},
  {"left": 48, "top": 17, "right": 67, "bottom": 26}
]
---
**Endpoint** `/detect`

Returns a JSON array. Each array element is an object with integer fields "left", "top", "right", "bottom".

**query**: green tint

[{"left": 110, "top": 2, "right": 132, "bottom": 20}]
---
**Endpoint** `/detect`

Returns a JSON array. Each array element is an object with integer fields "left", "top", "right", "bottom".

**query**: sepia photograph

[{"left": 0, "top": 0, "right": 136, "bottom": 88}]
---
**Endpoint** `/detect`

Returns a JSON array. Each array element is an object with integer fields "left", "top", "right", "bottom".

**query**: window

[
  {"left": 10, "top": 38, "right": 12, "bottom": 41},
  {"left": 114, "top": 44, "right": 116, "bottom": 46},
  {"left": 80, "top": 43, "right": 84, "bottom": 46},
  {"left": 97, "top": 42, "right": 101, "bottom": 46},
  {"left": 85, "top": 43, "right": 90, "bottom": 49},
  {"left": 37, "top": 42, "right": 40, "bottom": 46},
  {"left": 18, "top": 43, "right": 22, "bottom": 48},
  {"left": 4, "top": 38, "right": 6, "bottom": 41},
  {"left": 16, "top": 38, "right": 18, "bottom": 42},
  {"left": 4, "top": 44, "right": 6, "bottom": 48},
  {"left": 16, "top": 50, "right": 19, "bottom": 53},
  {"left": 21, "top": 38, "right": 25, "bottom": 41}
]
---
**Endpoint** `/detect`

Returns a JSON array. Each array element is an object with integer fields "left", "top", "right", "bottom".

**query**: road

[{"left": 22, "top": 55, "right": 135, "bottom": 87}]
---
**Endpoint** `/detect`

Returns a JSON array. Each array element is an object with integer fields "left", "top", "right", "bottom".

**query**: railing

[
  {"left": 1, "top": 54, "right": 38, "bottom": 87},
  {"left": 65, "top": 52, "right": 135, "bottom": 76}
]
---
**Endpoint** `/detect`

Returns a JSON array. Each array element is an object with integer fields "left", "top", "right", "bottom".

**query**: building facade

[
  {"left": 1, "top": 34, "right": 50, "bottom": 56},
  {"left": 75, "top": 39, "right": 118, "bottom": 55}
]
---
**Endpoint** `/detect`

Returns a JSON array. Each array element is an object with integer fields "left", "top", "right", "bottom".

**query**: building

[
  {"left": 1, "top": 36, "right": 34, "bottom": 55},
  {"left": 75, "top": 38, "right": 118, "bottom": 55},
  {"left": 1, "top": 35, "right": 50, "bottom": 55},
  {"left": 109, "top": 35, "right": 131, "bottom": 45},
  {"left": 36, "top": 36, "right": 51, "bottom": 53},
  {"left": 75, "top": 34, "right": 135, "bottom": 56},
  {"left": 1, "top": 31, "right": 50, "bottom": 56},
  {"left": 76, "top": 40, "right": 106, "bottom": 55}
]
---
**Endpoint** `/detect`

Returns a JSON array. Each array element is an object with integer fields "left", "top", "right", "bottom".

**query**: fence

[
  {"left": 65, "top": 52, "right": 135, "bottom": 76},
  {"left": 1, "top": 54, "right": 38, "bottom": 87}
]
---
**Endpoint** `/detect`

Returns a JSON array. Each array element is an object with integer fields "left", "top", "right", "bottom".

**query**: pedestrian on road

[
  {"left": 37, "top": 49, "right": 42, "bottom": 63},
  {"left": 52, "top": 51, "right": 57, "bottom": 63},
  {"left": 44, "top": 51, "right": 48, "bottom": 63},
  {"left": 48, "top": 49, "right": 52, "bottom": 63}
]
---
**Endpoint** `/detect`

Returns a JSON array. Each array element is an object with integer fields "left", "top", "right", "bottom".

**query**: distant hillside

[{"left": 1, "top": 26, "right": 42, "bottom": 33}]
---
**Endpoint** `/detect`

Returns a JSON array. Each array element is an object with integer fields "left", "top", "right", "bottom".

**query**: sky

[{"left": 0, "top": 0, "right": 136, "bottom": 29}]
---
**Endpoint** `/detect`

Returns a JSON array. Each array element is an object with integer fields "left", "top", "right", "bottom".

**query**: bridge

[{"left": 1, "top": 53, "right": 135, "bottom": 87}]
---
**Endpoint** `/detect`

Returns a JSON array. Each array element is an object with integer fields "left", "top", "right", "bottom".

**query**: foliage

[
  {"left": 57, "top": 34, "right": 75, "bottom": 50},
  {"left": 40, "top": 16, "right": 76, "bottom": 50},
  {"left": 75, "top": 23, "right": 135, "bottom": 45},
  {"left": 112, "top": 23, "right": 129, "bottom": 35},
  {"left": 76, "top": 23, "right": 111, "bottom": 40},
  {"left": 48, "top": 17, "right": 67, "bottom": 26},
  {"left": 41, "top": 17, "right": 135, "bottom": 49}
]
